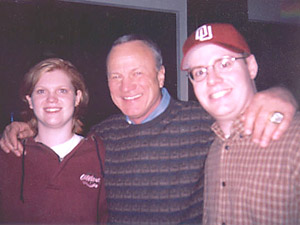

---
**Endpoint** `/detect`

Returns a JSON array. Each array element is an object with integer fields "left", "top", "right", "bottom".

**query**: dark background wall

[
  {"left": 187, "top": 0, "right": 300, "bottom": 102},
  {"left": 0, "top": 0, "right": 177, "bottom": 134},
  {"left": 0, "top": 0, "right": 299, "bottom": 134}
]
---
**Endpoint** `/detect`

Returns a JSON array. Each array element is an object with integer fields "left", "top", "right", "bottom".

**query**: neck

[
  {"left": 35, "top": 125, "right": 74, "bottom": 148},
  {"left": 130, "top": 94, "right": 162, "bottom": 124},
  {"left": 217, "top": 90, "right": 256, "bottom": 137},
  {"left": 217, "top": 120, "right": 234, "bottom": 137}
]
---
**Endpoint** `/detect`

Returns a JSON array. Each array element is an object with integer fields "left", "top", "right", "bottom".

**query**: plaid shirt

[{"left": 203, "top": 112, "right": 300, "bottom": 225}]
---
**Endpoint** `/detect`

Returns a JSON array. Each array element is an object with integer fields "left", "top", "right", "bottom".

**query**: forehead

[
  {"left": 107, "top": 41, "right": 155, "bottom": 67},
  {"left": 36, "top": 70, "right": 72, "bottom": 86},
  {"left": 185, "top": 43, "right": 237, "bottom": 68}
]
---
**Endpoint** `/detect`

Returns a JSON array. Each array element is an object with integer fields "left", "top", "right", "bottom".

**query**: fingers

[
  {"left": 241, "top": 104, "right": 260, "bottom": 137},
  {"left": 18, "top": 128, "right": 35, "bottom": 140},
  {"left": 15, "top": 141, "right": 25, "bottom": 157},
  {"left": 256, "top": 121, "right": 280, "bottom": 147},
  {"left": 1, "top": 124, "right": 17, "bottom": 151},
  {"left": 0, "top": 134, "right": 22, "bottom": 156},
  {"left": 257, "top": 110, "right": 293, "bottom": 147},
  {"left": 0, "top": 137, "right": 12, "bottom": 153},
  {"left": 5, "top": 122, "right": 22, "bottom": 149},
  {"left": 247, "top": 108, "right": 275, "bottom": 147},
  {"left": 272, "top": 110, "right": 294, "bottom": 140},
  {"left": 242, "top": 86, "right": 297, "bottom": 147},
  {"left": 0, "top": 122, "right": 27, "bottom": 156},
  {"left": 243, "top": 108, "right": 287, "bottom": 147}
]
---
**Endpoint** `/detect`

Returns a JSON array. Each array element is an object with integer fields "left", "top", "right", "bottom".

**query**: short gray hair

[{"left": 107, "top": 34, "right": 163, "bottom": 71}]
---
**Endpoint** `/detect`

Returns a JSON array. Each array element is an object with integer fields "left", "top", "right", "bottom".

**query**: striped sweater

[{"left": 91, "top": 98, "right": 214, "bottom": 224}]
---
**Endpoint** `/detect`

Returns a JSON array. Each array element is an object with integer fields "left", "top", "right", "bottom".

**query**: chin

[{"left": 210, "top": 109, "right": 232, "bottom": 118}]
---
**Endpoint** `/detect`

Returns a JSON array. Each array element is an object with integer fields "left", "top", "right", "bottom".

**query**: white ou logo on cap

[{"left": 195, "top": 25, "right": 213, "bottom": 41}]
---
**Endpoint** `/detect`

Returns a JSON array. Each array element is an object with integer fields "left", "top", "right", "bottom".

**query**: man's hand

[
  {"left": 242, "top": 86, "right": 298, "bottom": 147},
  {"left": 0, "top": 122, "right": 35, "bottom": 156}
]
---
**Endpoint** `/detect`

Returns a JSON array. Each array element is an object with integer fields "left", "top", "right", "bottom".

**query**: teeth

[
  {"left": 124, "top": 94, "right": 141, "bottom": 100},
  {"left": 211, "top": 90, "right": 230, "bottom": 99},
  {"left": 45, "top": 108, "right": 60, "bottom": 112}
]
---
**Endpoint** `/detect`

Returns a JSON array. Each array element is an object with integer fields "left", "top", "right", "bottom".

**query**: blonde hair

[{"left": 20, "top": 58, "right": 89, "bottom": 134}]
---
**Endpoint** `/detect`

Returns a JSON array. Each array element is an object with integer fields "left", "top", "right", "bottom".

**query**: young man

[
  {"left": 181, "top": 23, "right": 300, "bottom": 224},
  {"left": 0, "top": 34, "right": 298, "bottom": 224}
]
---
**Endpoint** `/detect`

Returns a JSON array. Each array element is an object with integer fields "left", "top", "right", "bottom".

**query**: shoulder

[
  {"left": 292, "top": 111, "right": 300, "bottom": 126},
  {"left": 171, "top": 98, "right": 201, "bottom": 109},
  {"left": 281, "top": 112, "right": 300, "bottom": 171},
  {"left": 85, "top": 133, "right": 104, "bottom": 147},
  {"left": 268, "top": 111, "right": 300, "bottom": 155},
  {"left": 285, "top": 111, "right": 300, "bottom": 138},
  {"left": 82, "top": 134, "right": 105, "bottom": 151},
  {"left": 168, "top": 98, "right": 213, "bottom": 122},
  {"left": 283, "top": 111, "right": 300, "bottom": 134},
  {"left": 89, "top": 113, "right": 126, "bottom": 137},
  {"left": 74, "top": 134, "right": 106, "bottom": 166}
]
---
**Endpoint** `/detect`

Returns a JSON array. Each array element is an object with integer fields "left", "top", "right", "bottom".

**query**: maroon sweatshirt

[{"left": 0, "top": 134, "right": 108, "bottom": 224}]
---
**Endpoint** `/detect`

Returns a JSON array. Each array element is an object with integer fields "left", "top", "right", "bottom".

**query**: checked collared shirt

[{"left": 203, "top": 113, "right": 300, "bottom": 225}]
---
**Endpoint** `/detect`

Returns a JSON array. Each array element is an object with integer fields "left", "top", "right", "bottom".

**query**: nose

[
  {"left": 46, "top": 91, "right": 58, "bottom": 103},
  {"left": 206, "top": 67, "right": 223, "bottom": 86},
  {"left": 120, "top": 76, "right": 136, "bottom": 92}
]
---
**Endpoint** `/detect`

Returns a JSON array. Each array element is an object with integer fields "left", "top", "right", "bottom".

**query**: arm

[
  {"left": 0, "top": 122, "right": 35, "bottom": 156},
  {"left": 242, "top": 86, "right": 298, "bottom": 147}
]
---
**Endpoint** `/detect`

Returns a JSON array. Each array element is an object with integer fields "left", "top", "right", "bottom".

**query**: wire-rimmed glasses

[{"left": 187, "top": 55, "right": 250, "bottom": 82}]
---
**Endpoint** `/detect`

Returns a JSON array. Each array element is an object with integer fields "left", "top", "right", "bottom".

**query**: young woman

[{"left": 0, "top": 58, "right": 108, "bottom": 224}]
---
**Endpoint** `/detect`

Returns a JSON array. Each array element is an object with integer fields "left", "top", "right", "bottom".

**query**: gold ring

[{"left": 269, "top": 112, "right": 284, "bottom": 124}]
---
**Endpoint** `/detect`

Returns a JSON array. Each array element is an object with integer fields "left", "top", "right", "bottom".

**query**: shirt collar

[
  {"left": 211, "top": 115, "right": 245, "bottom": 141},
  {"left": 126, "top": 87, "right": 171, "bottom": 124}
]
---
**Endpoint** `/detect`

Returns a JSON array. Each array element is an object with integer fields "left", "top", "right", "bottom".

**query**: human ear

[
  {"left": 157, "top": 65, "right": 165, "bottom": 88},
  {"left": 75, "top": 90, "right": 82, "bottom": 107},
  {"left": 246, "top": 54, "right": 258, "bottom": 80},
  {"left": 25, "top": 95, "right": 33, "bottom": 109}
]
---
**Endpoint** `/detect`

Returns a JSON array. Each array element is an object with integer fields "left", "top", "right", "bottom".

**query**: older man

[{"left": 0, "top": 34, "right": 298, "bottom": 224}]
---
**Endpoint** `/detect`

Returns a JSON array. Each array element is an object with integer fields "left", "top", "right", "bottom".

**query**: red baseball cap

[{"left": 181, "top": 23, "right": 251, "bottom": 70}]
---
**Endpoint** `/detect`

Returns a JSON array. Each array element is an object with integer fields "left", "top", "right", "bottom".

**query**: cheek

[
  {"left": 192, "top": 84, "right": 205, "bottom": 99},
  {"left": 30, "top": 97, "right": 40, "bottom": 109},
  {"left": 108, "top": 83, "right": 118, "bottom": 96},
  {"left": 28, "top": 100, "right": 34, "bottom": 109},
  {"left": 65, "top": 96, "right": 77, "bottom": 107},
  {"left": 144, "top": 78, "right": 160, "bottom": 93},
  {"left": 107, "top": 86, "right": 121, "bottom": 106}
]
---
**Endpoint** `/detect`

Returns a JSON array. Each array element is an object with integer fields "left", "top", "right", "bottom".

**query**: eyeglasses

[{"left": 187, "top": 55, "right": 250, "bottom": 82}]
